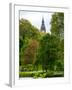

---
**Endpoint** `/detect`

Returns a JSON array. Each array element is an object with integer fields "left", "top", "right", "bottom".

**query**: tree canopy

[{"left": 50, "top": 13, "right": 64, "bottom": 39}]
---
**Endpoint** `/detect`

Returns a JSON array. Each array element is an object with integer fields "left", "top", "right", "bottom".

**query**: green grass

[
  {"left": 19, "top": 72, "right": 33, "bottom": 77},
  {"left": 19, "top": 71, "right": 64, "bottom": 78}
]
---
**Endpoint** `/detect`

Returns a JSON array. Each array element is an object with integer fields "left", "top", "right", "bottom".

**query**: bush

[
  {"left": 19, "top": 65, "right": 34, "bottom": 72},
  {"left": 33, "top": 72, "right": 39, "bottom": 78},
  {"left": 39, "top": 73, "right": 46, "bottom": 78}
]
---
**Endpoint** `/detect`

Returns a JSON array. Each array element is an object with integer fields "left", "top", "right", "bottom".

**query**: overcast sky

[{"left": 20, "top": 11, "right": 54, "bottom": 33}]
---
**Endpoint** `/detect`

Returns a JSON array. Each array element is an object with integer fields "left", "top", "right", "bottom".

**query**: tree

[
  {"left": 50, "top": 12, "right": 64, "bottom": 39},
  {"left": 37, "top": 33, "right": 59, "bottom": 72},
  {"left": 50, "top": 12, "right": 64, "bottom": 72},
  {"left": 19, "top": 18, "right": 40, "bottom": 40},
  {"left": 24, "top": 39, "right": 39, "bottom": 64},
  {"left": 56, "top": 39, "right": 64, "bottom": 71},
  {"left": 19, "top": 18, "right": 40, "bottom": 66}
]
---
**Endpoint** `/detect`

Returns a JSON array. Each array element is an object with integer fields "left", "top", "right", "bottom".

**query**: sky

[{"left": 20, "top": 11, "right": 54, "bottom": 33}]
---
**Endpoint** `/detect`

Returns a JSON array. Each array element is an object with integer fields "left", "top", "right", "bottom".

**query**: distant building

[{"left": 40, "top": 17, "right": 46, "bottom": 32}]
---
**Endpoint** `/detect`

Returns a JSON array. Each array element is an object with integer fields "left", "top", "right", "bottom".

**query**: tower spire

[{"left": 40, "top": 17, "right": 46, "bottom": 32}]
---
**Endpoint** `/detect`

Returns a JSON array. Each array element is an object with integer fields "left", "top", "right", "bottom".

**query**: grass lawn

[{"left": 19, "top": 71, "right": 64, "bottom": 78}]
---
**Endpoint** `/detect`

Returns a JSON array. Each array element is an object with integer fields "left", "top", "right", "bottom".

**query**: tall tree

[
  {"left": 37, "top": 33, "right": 59, "bottom": 72},
  {"left": 19, "top": 18, "right": 40, "bottom": 66},
  {"left": 50, "top": 12, "right": 64, "bottom": 39}
]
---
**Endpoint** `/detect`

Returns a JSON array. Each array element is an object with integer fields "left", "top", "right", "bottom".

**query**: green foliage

[
  {"left": 19, "top": 18, "right": 40, "bottom": 40},
  {"left": 19, "top": 18, "right": 40, "bottom": 66},
  {"left": 19, "top": 15, "right": 64, "bottom": 78},
  {"left": 19, "top": 72, "right": 33, "bottom": 77},
  {"left": 37, "top": 33, "right": 60, "bottom": 71},
  {"left": 19, "top": 65, "right": 34, "bottom": 72},
  {"left": 19, "top": 71, "right": 64, "bottom": 78},
  {"left": 24, "top": 39, "right": 39, "bottom": 64},
  {"left": 50, "top": 12, "right": 64, "bottom": 71},
  {"left": 50, "top": 13, "right": 64, "bottom": 39}
]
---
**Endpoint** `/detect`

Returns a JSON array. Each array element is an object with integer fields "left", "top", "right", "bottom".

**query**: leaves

[
  {"left": 24, "top": 39, "right": 39, "bottom": 64},
  {"left": 50, "top": 13, "right": 64, "bottom": 39}
]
